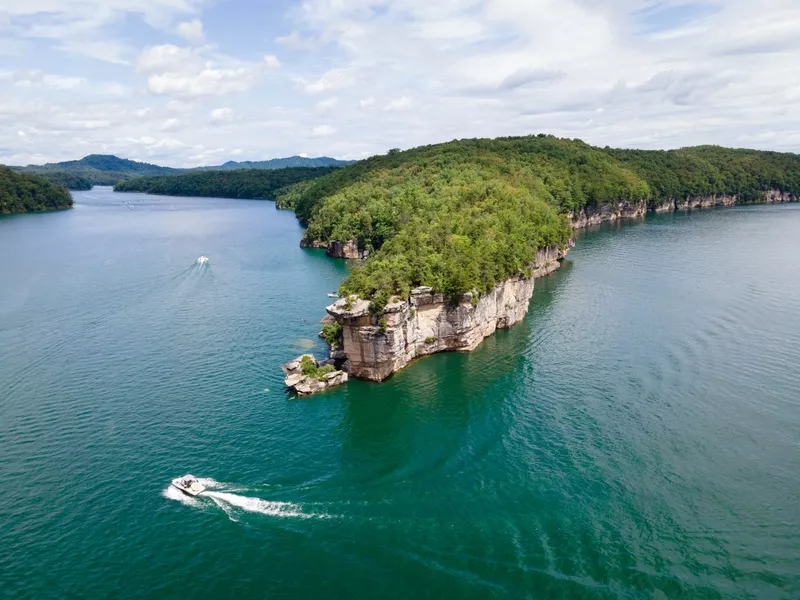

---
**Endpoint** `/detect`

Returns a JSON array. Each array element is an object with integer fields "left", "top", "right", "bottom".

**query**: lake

[{"left": 1, "top": 187, "right": 798, "bottom": 599}]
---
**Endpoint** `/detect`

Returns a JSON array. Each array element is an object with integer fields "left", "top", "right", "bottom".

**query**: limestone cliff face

[
  {"left": 326, "top": 246, "right": 568, "bottom": 382},
  {"left": 300, "top": 238, "right": 367, "bottom": 259},
  {"left": 569, "top": 201, "right": 646, "bottom": 228},
  {"left": 569, "top": 190, "right": 796, "bottom": 229},
  {"left": 674, "top": 194, "right": 738, "bottom": 211},
  {"left": 764, "top": 189, "right": 796, "bottom": 203},
  {"left": 325, "top": 240, "right": 368, "bottom": 259}
]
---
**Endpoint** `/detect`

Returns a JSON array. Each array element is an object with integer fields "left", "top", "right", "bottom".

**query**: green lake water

[{"left": 1, "top": 188, "right": 798, "bottom": 599}]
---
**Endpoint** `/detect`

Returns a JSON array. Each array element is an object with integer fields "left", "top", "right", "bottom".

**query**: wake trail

[{"left": 162, "top": 478, "right": 332, "bottom": 521}]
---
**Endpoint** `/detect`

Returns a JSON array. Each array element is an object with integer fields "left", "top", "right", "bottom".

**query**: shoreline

[{"left": 295, "top": 191, "right": 798, "bottom": 390}]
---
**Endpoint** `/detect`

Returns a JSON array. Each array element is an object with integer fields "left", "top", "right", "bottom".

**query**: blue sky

[{"left": 1, "top": 0, "right": 799, "bottom": 166}]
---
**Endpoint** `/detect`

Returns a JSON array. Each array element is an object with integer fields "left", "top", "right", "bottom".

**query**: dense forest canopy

[
  {"left": 272, "top": 135, "right": 800, "bottom": 306},
  {"left": 113, "top": 167, "right": 341, "bottom": 199},
  {"left": 0, "top": 166, "right": 73, "bottom": 214},
  {"left": 34, "top": 171, "right": 93, "bottom": 191}
]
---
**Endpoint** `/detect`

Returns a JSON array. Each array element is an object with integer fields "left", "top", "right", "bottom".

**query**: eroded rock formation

[
  {"left": 571, "top": 190, "right": 796, "bottom": 228},
  {"left": 569, "top": 201, "right": 646, "bottom": 228},
  {"left": 300, "top": 238, "right": 368, "bottom": 259},
  {"left": 325, "top": 245, "right": 568, "bottom": 382},
  {"left": 281, "top": 354, "right": 349, "bottom": 396}
]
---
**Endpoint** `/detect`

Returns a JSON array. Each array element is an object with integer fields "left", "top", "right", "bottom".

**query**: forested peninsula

[
  {"left": 114, "top": 167, "right": 341, "bottom": 199},
  {"left": 269, "top": 135, "right": 800, "bottom": 386},
  {"left": 0, "top": 166, "right": 73, "bottom": 215}
]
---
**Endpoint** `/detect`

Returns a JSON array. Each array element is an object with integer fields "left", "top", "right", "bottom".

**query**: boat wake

[{"left": 162, "top": 477, "right": 327, "bottom": 521}]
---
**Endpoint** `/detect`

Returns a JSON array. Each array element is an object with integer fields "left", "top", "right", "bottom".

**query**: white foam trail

[
  {"left": 162, "top": 485, "right": 202, "bottom": 508},
  {"left": 203, "top": 491, "right": 311, "bottom": 518},
  {"left": 197, "top": 477, "right": 223, "bottom": 488}
]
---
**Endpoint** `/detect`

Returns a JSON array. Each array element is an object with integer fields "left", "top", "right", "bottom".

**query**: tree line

[{"left": 114, "top": 167, "right": 341, "bottom": 199}]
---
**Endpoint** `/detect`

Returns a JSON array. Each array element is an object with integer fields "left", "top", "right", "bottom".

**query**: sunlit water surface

[{"left": 1, "top": 188, "right": 798, "bottom": 599}]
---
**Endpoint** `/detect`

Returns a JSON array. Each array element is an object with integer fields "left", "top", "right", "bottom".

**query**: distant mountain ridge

[
  {"left": 9, "top": 154, "right": 354, "bottom": 189},
  {"left": 196, "top": 156, "right": 354, "bottom": 170}
]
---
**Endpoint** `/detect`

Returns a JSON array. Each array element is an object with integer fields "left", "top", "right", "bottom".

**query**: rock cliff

[
  {"left": 300, "top": 238, "right": 368, "bottom": 259},
  {"left": 764, "top": 189, "right": 796, "bottom": 203},
  {"left": 568, "top": 189, "right": 796, "bottom": 228},
  {"left": 569, "top": 201, "right": 646, "bottom": 228},
  {"left": 325, "top": 245, "right": 568, "bottom": 382}
]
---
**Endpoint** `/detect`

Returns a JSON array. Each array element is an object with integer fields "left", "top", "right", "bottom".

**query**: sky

[{"left": 1, "top": 0, "right": 799, "bottom": 167}]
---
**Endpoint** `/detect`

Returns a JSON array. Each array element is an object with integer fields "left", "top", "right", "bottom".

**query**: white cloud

[
  {"left": 311, "top": 124, "right": 336, "bottom": 137},
  {"left": 160, "top": 118, "right": 182, "bottom": 131},
  {"left": 299, "top": 68, "right": 354, "bottom": 94},
  {"left": 167, "top": 100, "right": 195, "bottom": 113},
  {"left": 210, "top": 107, "right": 233, "bottom": 122},
  {"left": 12, "top": 70, "right": 85, "bottom": 90},
  {"left": 263, "top": 55, "right": 281, "bottom": 69},
  {"left": 316, "top": 97, "right": 338, "bottom": 112},
  {"left": 275, "top": 30, "right": 317, "bottom": 50},
  {"left": 136, "top": 45, "right": 201, "bottom": 74},
  {"left": 147, "top": 68, "right": 259, "bottom": 97},
  {"left": 359, "top": 96, "right": 375, "bottom": 109},
  {"left": 136, "top": 45, "right": 276, "bottom": 98},
  {"left": 383, "top": 96, "right": 412, "bottom": 111},
  {"left": 176, "top": 19, "right": 204, "bottom": 44}
]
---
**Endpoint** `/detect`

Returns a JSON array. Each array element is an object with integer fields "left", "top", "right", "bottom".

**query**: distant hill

[
  {"left": 10, "top": 154, "right": 354, "bottom": 189},
  {"left": 11, "top": 154, "right": 181, "bottom": 188},
  {"left": 196, "top": 156, "right": 354, "bottom": 170}
]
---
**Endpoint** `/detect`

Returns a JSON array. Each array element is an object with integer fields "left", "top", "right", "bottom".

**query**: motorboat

[
  {"left": 196, "top": 256, "right": 209, "bottom": 265},
  {"left": 171, "top": 474, "right": 206, "bottom": 496},
  {"left": 327, "top": 293, "right": 339, "bottom": 298}
]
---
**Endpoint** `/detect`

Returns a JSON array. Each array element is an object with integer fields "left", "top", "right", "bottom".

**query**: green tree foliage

[
  {"left": 604, "top": 145, "right": 800, "bottom": 206},
  {"left": 37, "top": 171, "right": 93, "bottom": 191},
  {"left": 300, "top": 355, "right": 336, "bottom": 379},
  {"left": 0, "top": 166, "right": 73, "bottom": 214},
  {"left": 282, "top": 135, "right": 800, "bottom": 306},
  {"left": 321, "top": 323, "right": 343, "bottom": 345},
  {"left": 113, "top": 167, "right": 340, "bottom": 199}
]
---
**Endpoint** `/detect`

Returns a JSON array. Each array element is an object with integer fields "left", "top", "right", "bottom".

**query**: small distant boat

[
  {"left": 171, "top": 474, "right": 206, "bottom": 497},
  {"left": 196, "top": 256, "right": 209, "bottom": 265},
  {"left": 327, "top": 293, "right": 339, "bottom": 298}
]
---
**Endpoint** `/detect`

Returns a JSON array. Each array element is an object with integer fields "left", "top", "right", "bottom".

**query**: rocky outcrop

[
  {"left": 281, "top": 354, "right": 348, "bottom": 396},
  {"left": 325, "top": 240, "right": 368, "bottom": 259},
  {"left": 570, "top": 201, "right": 646, "bottom": 228},
  {"left": 300, "top": 238, "right": 368, "bottom": 259},
  {"left": 299, "top": 239, "right": 327, "bottom": 249},
  {"left": 569, "top": 190, "right": 797, "bottom": 229},
  {"left": 764, "top": 189, "right": 795, "bottom": 203},
  {"left": 675, "top": 194, "right": 738, "bottom": 211},
  {"left": 325, "top": 245, "right": 568, "bottom": 382}
]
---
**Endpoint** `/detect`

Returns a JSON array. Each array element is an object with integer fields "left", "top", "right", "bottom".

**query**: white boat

[
  {"left": 196, "top": 256, "right": 209, "bottom": 265},
  {"left": 327, "top": 293, "right": 339, "bottom": 298},
  {"left": 171, "top": 474, "right": 206, "bottom": 496}
]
